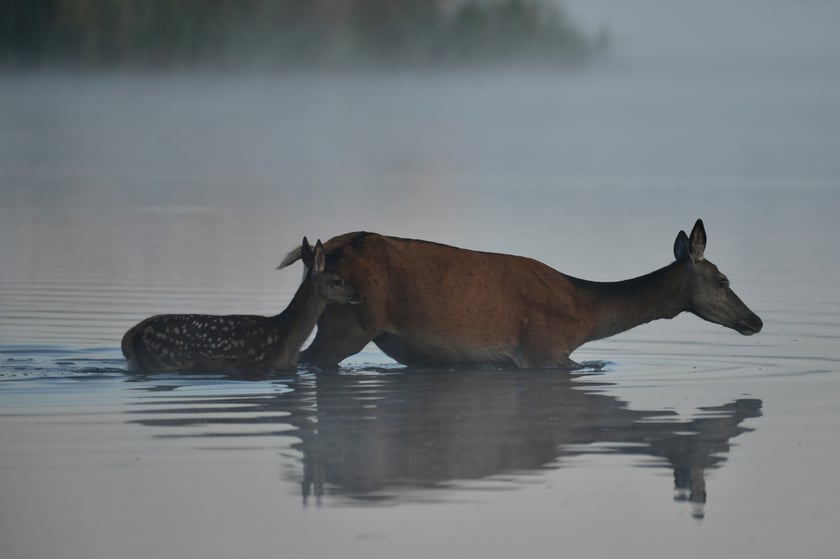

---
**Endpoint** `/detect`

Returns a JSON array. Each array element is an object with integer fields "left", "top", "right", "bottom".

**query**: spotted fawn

[{"left": 122, "top": 238, "right": 361, "bottom": 372}]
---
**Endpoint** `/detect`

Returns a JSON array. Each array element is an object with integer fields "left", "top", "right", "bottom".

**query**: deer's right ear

[
  {"left": 674, "top": 230, "right": 691, "bottom": 262},
  {"left": 300, "top": 237, "right": 314, "bottom": 269},
  {"left": 313, "top": 240, "right": 326, "bottom": 274}
]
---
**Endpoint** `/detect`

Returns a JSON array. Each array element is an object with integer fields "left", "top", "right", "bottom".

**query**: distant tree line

[{"left": 0, "top": 0, "right": 607, "bottom": 68}]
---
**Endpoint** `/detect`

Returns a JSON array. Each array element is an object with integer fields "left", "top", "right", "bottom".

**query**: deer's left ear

[
  {"left": 300, "top": 237, "right": 314, "bottom": 269},
  {"left": 689, "top": 219, "right": 706, "bottom": 261},
  {"left": 674, "top": 230, "right": 691, "bottom": 262}
]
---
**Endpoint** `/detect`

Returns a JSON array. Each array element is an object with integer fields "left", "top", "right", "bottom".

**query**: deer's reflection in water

[{"left": 127, "top": 368, "right": 761, "bottom": 519}]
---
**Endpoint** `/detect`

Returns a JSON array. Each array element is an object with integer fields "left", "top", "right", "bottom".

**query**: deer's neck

[
  {"left": 575, "top": 261, "right": 690, "bottom": 343},
  {"left": 272, "top": 278, "right": 326, "bottom": 353}
]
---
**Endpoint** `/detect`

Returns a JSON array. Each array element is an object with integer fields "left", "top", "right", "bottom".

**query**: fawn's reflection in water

[{"left": 127, "top": 367, "right": 762, "bottom": 519}]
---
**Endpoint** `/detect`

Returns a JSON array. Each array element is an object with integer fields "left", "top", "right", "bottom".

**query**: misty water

[{"left": 2, "top": 28, "right": 840, "bottom": 559}]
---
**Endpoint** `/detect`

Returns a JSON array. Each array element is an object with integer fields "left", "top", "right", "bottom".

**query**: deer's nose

[{"left": 737, "top": 313, "right": 763, "bottom": 335}]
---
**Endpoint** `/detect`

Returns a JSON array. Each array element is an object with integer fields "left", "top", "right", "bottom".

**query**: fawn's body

[
  {"left": 280, "top": 220, "right": 762, "bottom": 368},
  {"left": 122, "top": 239, "right": 360, "bottom": 373}
]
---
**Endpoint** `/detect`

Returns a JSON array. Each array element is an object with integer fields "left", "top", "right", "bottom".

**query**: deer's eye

[
  {"left": 333, "top": 278, "right": 345, "bottom": 287},
  {"left": 719, "top": 277, "right": 730, "bottom": 288}
]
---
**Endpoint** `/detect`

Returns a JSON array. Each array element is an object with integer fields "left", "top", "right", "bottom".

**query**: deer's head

[
  {"left": 674, "top": 220, "right": 762, "bottom": 336},
  {"left": 301, "top": 237, "right": 362, "bottom": 305}
]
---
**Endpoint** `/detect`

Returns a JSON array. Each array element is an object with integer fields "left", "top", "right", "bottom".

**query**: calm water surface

[{"left": 1, "top": 58, "right": 840, "bottom": 558}]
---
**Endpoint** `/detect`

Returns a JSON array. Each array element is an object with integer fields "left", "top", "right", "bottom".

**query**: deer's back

[
  {"left": 122, "top": 313, "right": 287, "bottom": 372},
  {"left": 325, "top": 233, "right": 589, "bottom": 358}
]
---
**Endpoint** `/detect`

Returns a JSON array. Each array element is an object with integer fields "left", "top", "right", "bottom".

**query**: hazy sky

[{"left": 565, "top": 0, "right": 840, "bottom": 61}]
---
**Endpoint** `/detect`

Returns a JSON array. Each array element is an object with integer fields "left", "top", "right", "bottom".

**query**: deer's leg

[
  {"left": 517, "top": 320, "right": 580, "bottom": 369},
  {"left": 300, "top": 305, "right": 376, "bottom": 367}
]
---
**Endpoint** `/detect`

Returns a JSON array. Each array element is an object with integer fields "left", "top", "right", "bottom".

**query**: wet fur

[
  {"left": 122, "top": 239, "right": 359, "bottom": 373},
  {"left": 279, "top": 222, "right": 762, "bottom": 369}
]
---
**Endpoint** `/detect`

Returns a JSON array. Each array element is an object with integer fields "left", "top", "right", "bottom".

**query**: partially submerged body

[
  {"left": 122, "top": 239, "right": 360, "bottom": 373},
  {"left": 124, "top": 313, "right": 308, "bottom": 373},
  {"left": 279, "top": 220, "right": 762, "bottom": 369}
]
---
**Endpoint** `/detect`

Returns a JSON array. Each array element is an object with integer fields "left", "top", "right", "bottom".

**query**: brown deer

[
  {"left": 279, "top": 220, "right": 762, "bottom": 369},
  {"left": 122, "top": 238, "right": 361, "bottom": 373}
]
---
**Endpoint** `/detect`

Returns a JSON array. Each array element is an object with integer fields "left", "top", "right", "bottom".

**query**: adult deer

[
  {"left": 122, "top": 238, "right": 361, "bottom": 373},
  {"left": 279, "top": 220, "right": 762, "bottom": 369}
]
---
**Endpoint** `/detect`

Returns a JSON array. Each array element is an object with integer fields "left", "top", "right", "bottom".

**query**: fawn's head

[
  {"left": 301, "top": 237, "right": 362, "bottom": 305},
  {"left": 674, "top": 219, "right": 762, "bottom": 335}
]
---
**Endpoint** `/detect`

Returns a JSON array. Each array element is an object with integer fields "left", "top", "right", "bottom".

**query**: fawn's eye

[
  {"left": 333, "top": 278, "right": 345, "bottom": 287},
  {"left": 719, "top": 277, "right": 729, "bottom": 288}
]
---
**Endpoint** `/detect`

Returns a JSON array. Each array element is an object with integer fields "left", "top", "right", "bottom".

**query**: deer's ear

[
  {"left": 674, "top": 230, "right": 691, "bottom": 262},
  {"left": 689, "top": 219, "right": 706, "bottom": 260},
  {"left": 300, "top": 237, "right": 314, "bottom": 269},
  {"left": 313, "top": 240, "right": 326, "bottom": 274}
]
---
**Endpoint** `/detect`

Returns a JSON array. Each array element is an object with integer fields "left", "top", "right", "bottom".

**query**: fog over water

[
  {"left": 570, "top": 0, "right": 840, "bottom": 60},
  {"left": 1, "top": 2, "right": 840, "bottom": 558}
]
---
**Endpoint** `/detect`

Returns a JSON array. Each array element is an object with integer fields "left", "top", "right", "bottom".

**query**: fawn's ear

[
  {"left": 313, "top": 240, "right": 326, "bottom": 274},
  {"left": 688, "top": 219, "right": 706, "bottom": 261},
  {"left": 674, "top": 230, "right": 691, "bottom": 262},
  {"left": 300, "top": 237, "right": 314, "bottom": 269}
]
